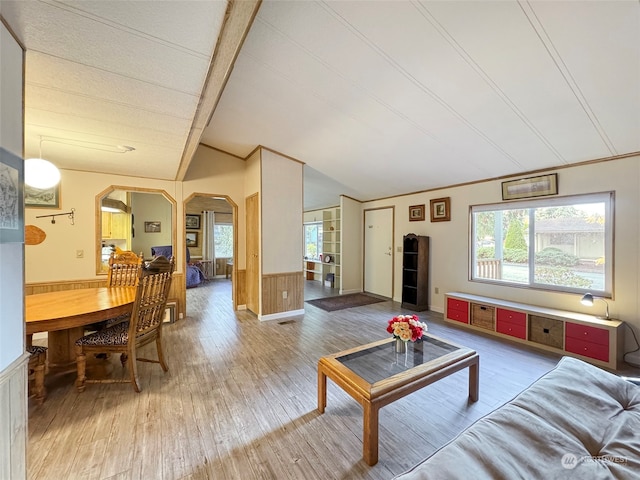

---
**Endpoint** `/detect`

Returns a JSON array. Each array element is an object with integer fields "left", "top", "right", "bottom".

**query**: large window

[
  {"left": 471, "top": 192, "right": 613, "bottom": 296},
  {"left": 304, "top": 222, "right": 323, "bottom": 261},
  {"left": 214, "top": 223, "right": 233, "bottom": 258}
]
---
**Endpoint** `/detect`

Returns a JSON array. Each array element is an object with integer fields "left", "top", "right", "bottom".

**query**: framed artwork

[
  {"left": 430, "top": 197, "right": 451, "bottom": 222},
  {"left": 0, "top": 147, "right": 24, "bottom": 243},
  {"left": 186, "top": 232, "right": 199, "bottom": 247},
  {"left": 144, "top": 221, "right": 161, "bottom": 233},
  {"left": 25, "top": 183, "right": 60, "bottom": 209},
  {"left": 186, "top": 214, "right": 201, "bottom": 230},
  {"left": 409, "top": 204, "right": 425, "bottom": 222},
  {"left": 502, "top": 173, "right": 558, "bottom": 201}
]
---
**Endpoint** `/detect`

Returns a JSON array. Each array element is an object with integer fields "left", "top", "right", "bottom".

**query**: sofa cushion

[{"left": 394, "top": 356, "right": 640, "bottom": 479}]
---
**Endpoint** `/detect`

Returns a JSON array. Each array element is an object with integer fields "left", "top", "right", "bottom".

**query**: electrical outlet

[
  {"left": 76, "top": 249, "right": 84, "bottom": 258},
  {"left": 435, "top": 287, "right": 439, "bottom": 294},
  {"left": 282, "top": 291, "right": 288, "bottom": 299},
  {"left": 397, "top": 246, "right": 402, "bottom": 252}
]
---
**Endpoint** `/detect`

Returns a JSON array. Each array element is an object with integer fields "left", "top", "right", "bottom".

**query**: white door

[{"left": 364, "top": 208, "right": 393, "bottom": 298}]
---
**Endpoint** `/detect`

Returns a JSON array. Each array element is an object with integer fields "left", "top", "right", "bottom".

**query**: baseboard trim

[{"left": 259, "top": 309, "right": 304, "bottom": 322}]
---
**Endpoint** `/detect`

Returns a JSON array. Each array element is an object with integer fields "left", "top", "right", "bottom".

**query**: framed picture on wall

[
  {"left": 24, "top": 183, "right": 60, "bottom": 209},
  {"left": 186, "top": 214, "right": 201, "bottom": 230},
  {"left": 502, "top": 173, "right": 558, "bottom": 200},
  {"left": 144, "top": 221, "right": 161, "bottom": 233},
  {"left": 0, "top": 147, "right": 24, "bottom": 243},
  {"left": 186, "top": 232, "right": 199, "bottom": 247},
  {"left": 430, "top": 197, "right": 451, "bottom": 222},
  {"left": 409, "top": 204, "right": 425, "bottom": 222}
]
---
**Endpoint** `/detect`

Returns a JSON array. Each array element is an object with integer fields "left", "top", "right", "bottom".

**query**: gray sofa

[{"left": 394, "top": 356, "right": 640, "bottom": 479}]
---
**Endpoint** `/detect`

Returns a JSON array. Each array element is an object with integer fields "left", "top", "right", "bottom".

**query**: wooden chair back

[
  {"left": 128, "top": 255, "right": 175, "bottom": 343},
  {"left": 107, "top": 251, "right": 143, "bottom": 287}
]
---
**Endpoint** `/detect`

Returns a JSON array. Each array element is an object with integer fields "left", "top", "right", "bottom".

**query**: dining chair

[
  {"left": 75, "top": 255, "right": 175, "bottom": 393},
  {"left": 27, "top": 345, "right": 47, "bottom": 405},
  {"left": 87, "top": 251, "right": 143, "bottom": 334},
  {"left": 107, "top": 250, "right": 143, "bottom": 287}
]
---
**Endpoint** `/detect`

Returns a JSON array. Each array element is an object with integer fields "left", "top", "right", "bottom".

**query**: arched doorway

[{"left": 183, "top": 193, "right": 238, "bottom": 310}]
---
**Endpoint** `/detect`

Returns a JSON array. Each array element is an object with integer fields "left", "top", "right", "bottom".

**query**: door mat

[{"left": 306, "top": 293, "right": 386, "bottom": 312}]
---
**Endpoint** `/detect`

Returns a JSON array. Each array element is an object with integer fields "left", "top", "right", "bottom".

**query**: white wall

[
  {"left": 24, "top": 170, "right": 178, "bottom": 283},
  {"left": 183, "top": 146, "right": 248, "bottom": 270},
  {"left": 0, "top": 18, "right": 25, "bottom": 371},
  {"left": 0, "top": 15, "right": 27, "bottom": 479},
  {"left": 363, "top": 156, "right": 640, "bottom": 351},
  {"left": 261, "top": 150, "right": 303, "bottom": 274}
]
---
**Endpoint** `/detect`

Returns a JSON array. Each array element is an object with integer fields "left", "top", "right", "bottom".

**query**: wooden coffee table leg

[
  {"left": 469, "top": 356, "right": 479, "bottom": 402},
  {"left": 318, "top": 364, "right": 327, "bottom": 413},
  {"left": 363, "top": 401, "right": 379, "bottom": 466}
]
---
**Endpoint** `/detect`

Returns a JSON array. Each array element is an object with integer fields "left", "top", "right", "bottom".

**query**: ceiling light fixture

[
  {"left": 41, "top": 136, "right": 136, "bottom": 154},
  {"left": 25, "top": 137, "right": 61, "bottom": 189}
]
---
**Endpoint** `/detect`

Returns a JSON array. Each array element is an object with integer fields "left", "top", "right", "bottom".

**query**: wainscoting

[
  {"left": 0, "top": 354, "right": 29, "bottom": 480},
  {"left": 261, "top": 271, "right": 304, "bottom": 316}
]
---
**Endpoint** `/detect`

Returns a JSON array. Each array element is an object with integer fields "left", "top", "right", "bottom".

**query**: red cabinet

[
  {"left": 565, "top": 322, "right": 609, "bottom": 362},
  {"left": 496, "top": 308, "right": 526, "bottom": 339},
  {"left": 446, "top": 298, "right": 469, "bottom": 324},
  {"left": 444, "top": 293, "right": 622, "bottom": 369}
]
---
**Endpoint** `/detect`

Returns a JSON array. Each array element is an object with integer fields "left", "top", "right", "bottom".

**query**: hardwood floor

[{"left": 29, "top": 279, "right": 621, "bottom": 479}]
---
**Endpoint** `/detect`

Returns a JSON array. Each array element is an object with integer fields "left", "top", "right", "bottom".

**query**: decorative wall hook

[{"left": 36, "top": 208, "right": 75, "bottom": 225}]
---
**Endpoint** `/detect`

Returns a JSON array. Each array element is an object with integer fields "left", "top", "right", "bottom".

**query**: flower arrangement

[{"left": 387, "top": 314, "right": 428, "bottom": 342}]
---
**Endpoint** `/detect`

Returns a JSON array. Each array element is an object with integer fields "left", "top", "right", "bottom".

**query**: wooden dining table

[{"left": 26, "top": 287, "right": 136, "bottom": 372}]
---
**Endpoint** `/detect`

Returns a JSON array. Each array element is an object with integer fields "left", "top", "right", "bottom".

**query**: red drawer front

[
  {"left": 447, "top": 298, "right": 469, "bottom": 313},
  {"left": 565, "top": 337, "right": 609, "bottom": 362},
  {"left": 565, "top": 323, "right": 609, "bottom": 347},
  {"left": 496, "top": 318, "right": 526, "bottom": 339},
  {"left": 446, "top": 298, "right": 469, "bottom": 323},
  {"left": 447, "top": 308, "right": 469, "bottom": 324},
  {"left": 496, "top": 308, "right": 526, "bottom": 327}
]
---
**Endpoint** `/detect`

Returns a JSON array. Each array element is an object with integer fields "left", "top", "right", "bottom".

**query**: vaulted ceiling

[{"left": 3, "top": 1, "right": 639, "bottom": 211}]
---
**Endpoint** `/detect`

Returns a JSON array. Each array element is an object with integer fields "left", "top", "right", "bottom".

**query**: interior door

[
  {"left": 364, "top": 207, "right": 393, "bottom": 298},
  {"left": 246, "top": 193, "right": 260, "bottom": 314}
]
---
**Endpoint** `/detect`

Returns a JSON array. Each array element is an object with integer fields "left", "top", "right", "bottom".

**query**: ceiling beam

[{"left": 176, "top": 0, "right": 262, "bottom": 181}]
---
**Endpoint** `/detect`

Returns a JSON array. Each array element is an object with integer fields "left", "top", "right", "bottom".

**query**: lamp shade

[
  {"left": 25, "top": 158, "right": 61, "bottom": 189},
  {"left": 580, "top": 293, "right": 594, "bottom": 307}
]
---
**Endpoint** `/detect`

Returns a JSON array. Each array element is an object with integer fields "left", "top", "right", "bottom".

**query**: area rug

[{"left": 306, "top": 293, "right": 386, "bottom": 312}]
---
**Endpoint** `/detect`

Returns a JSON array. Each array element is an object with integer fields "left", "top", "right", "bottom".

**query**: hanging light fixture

[{"left": 25, "top": 137, "right": 61, "bottom": 189}]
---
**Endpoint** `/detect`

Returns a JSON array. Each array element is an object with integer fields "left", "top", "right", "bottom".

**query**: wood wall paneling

[
  {"left": 0, "top": 355, "right": 28, "bottom": 480},
  {"left": 261, "top": 272, "right": 304, "bottom": 315}
]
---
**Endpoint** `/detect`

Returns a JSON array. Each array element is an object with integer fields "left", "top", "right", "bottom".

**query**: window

[
  {"left": 304, "top": 222, "right": 323, "bottom": 261},
  {"left": 471, "top": 192, "right": 613, "bottom": 296},
  {"left": 213, "top": 224, "right": 233, "bottom": 258}
]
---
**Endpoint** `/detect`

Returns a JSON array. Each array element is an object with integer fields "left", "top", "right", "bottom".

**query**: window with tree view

[
  {"left": 471, "top": 192, "right": 613, "bottom": 296},
  {"left": 214, "top": 224, "right": 233, "bottom": 258},
  {"left": 304, "top": 222, "right": 322, "bottom": 261}
]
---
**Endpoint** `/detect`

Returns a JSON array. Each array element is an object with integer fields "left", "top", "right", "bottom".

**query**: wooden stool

[{"left": 27, "top": 345, "right": 47, "bottom": 405}]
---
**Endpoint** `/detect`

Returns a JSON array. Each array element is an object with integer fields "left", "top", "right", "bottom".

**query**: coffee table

[{"left": 317, "top": 333, "right": 479, "bottom": 465}]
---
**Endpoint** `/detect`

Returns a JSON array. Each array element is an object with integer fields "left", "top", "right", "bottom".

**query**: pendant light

[{"left": 25, "top": 137, "right": 61, "bottom": 189}]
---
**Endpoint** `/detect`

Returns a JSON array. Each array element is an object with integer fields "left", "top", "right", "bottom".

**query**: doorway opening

[{"left": 184, "top": 194, "right": 237, "bottom": 312}]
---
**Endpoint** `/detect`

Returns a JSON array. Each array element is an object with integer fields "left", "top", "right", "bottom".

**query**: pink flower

[{"left": 387, "top": 314, "right": 428, "bottom": 342}]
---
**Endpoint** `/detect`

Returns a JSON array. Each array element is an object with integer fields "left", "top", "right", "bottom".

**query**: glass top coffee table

[{"left": 318, "top": 333, "right": 479, "bottom": 466}]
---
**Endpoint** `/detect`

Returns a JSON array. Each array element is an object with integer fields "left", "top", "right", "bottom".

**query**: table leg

[
  {"left": 318, "top": 365, "right": 327, "bottom": 413},
  {"left": 363, "top": 400, "right": 379, "bottom": 466},
  {"left": 469, "top": 356, "right": 479, "bottom": 402},
  {"left": 48, "top": 327, "right": 84, "bottom": 373}
]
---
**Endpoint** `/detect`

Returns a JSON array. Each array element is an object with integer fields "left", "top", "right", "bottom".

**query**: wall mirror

[{"left": 95, "top": 186, "right": 176, "bottom": 274}]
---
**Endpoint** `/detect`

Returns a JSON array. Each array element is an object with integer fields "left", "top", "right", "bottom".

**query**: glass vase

[{"left": 394, "top": 337, "right": 407, "bottom": 353}]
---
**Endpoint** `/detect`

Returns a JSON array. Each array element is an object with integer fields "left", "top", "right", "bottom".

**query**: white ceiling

[
  {"left": 3, "top": 1, "right": 639, "bottom": 211},
  {"left": 1, "top": 0, "right": 229, "bottom": 179}
]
